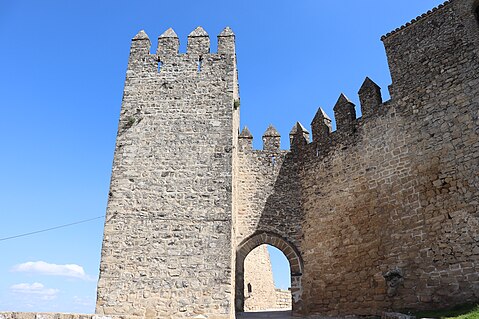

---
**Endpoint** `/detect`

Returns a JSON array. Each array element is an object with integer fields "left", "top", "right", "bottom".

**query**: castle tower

[{"left": 96, "top": 27, "right": 239, "bottom": 319}]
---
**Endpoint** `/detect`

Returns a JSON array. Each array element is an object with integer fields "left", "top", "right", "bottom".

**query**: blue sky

[{"left": 0, "top": 0, "right": 445, "bottom": 313}]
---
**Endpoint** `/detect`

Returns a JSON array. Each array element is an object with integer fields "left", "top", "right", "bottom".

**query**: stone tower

[
  {"left": 96, "top": 26, "right": 239, "bottom": 319},
  {"left": 243, "top": 245, "right": 292, "bottom": 311}
]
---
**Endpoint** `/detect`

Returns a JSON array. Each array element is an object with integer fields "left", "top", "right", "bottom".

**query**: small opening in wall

[
  {"left": 158, "top": 61, "right": 163, "bottom": 73},
  {"left": 197, "top": 56, "right": 203, "bottom": 73},
  {"left": 475, "top": 5, "right": 479, "bottom": 25}
]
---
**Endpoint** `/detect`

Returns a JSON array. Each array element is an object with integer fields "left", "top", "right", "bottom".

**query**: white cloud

[
  {"left": 11, "top": 261, "right": 91, "bottom": 280},
  {"left": 10, "top": 282, "right": 59, "bottom": 300},
  {"left": 73, "top": 295, "right": 95, "bottom": 306}
]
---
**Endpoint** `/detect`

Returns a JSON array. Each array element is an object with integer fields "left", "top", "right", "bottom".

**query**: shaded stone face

[
  {"left": 296, "top": 0, "right": 479, "bottom": 315},
  {"left": 235, "top": 0, "right": 479, "bottom": 316}
]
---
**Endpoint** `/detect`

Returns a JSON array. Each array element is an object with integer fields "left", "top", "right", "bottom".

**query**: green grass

[{"left": 414, "top": 304, "right": 479, "bottom": 319}]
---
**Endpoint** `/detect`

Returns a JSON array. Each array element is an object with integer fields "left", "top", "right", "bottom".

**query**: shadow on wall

[{"left": 236, "top": 150, "right": 305, "bottom": 315}]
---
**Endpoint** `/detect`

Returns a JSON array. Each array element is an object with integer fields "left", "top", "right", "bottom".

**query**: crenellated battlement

[
  {"left": 380, "top": 0, "right": 454, "bottom": 40},
  {"left": 127, "top": 26, "right": 236, "bottom": 77},
  {"left": 127, "top": 27, "right": 236, "bottom": 80},
  {"left": 239, "top": 76, "right": 387, "bottom": 154},
  {"left": 133, "top": 26, "right": 235, "bottom": 55},
  {"left": 240, "top": 0, "right": 479, "bottom": 159}
]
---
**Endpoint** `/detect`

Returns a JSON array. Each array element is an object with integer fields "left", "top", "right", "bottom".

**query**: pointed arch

[{"left": 235, "top": 232, "right": 303, "bottom": 314}]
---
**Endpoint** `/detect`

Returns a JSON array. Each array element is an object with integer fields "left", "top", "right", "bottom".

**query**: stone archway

[{"left": 235, "top": 232, "right": 303, "bottom": 315}]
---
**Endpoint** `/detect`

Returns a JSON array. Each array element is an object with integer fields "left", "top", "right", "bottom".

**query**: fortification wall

[
  {"left": 233, "top": 1, "right": 479, "bottom": 316},
  {"left": 96, "top": 27, "right": 239, "bottom": 319},
  {"left": 275, "top": 289, "right": 292, "bottom": 309},
  {"left": 236, "top": 149, "right": 302, "bottom": 248},
  {"left": 235, "top": 129, "right": 305, "bottom": 314},
  {"left": 300, "top": 103, "right": 417, "bottom": 316},
  {"left": 4, "top": 2, "right": 479, "bottom": 319},
  {"left": 296, "top": 0, "right": 479, "bottom": 315}
]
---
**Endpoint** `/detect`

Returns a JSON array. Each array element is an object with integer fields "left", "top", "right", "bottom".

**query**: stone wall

[
  {"left": 236, "top": 148, "right": 303, "bottom": 248},
  {"left": 235, "top": 134, "right": 305, "bottom": 313},
  {"left": 96, "top": 27, "right": 239, "bottom": 319},
  {"left": 296, "top": 0, "right": 479, "bottom": 315},
  {"left": 233, "top": 0, "right": 479, "bottom": 317},
  {"left": 276, "top": 289, "right": 292, "bottom": 309}
]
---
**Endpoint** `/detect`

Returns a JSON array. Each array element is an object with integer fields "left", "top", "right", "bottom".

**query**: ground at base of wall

[
  {"left": 237, "top": 311, "right": 379, "bottom": 319},
  {"left": 412, "top": 303, "right": 479, "bottom": 319}
]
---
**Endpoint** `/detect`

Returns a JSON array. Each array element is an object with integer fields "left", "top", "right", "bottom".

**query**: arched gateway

[{"left": 235, "top": 232, "right": 303, "bottom": 314}]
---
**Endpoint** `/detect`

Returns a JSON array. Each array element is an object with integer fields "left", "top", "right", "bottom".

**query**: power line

[{"left": 0, "top": 215, "right": 105, "bottom": 242}]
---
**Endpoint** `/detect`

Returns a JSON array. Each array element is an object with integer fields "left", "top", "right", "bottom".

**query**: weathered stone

[{"left": 97, "top": 27, "right": 238, "bottom": 319}]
